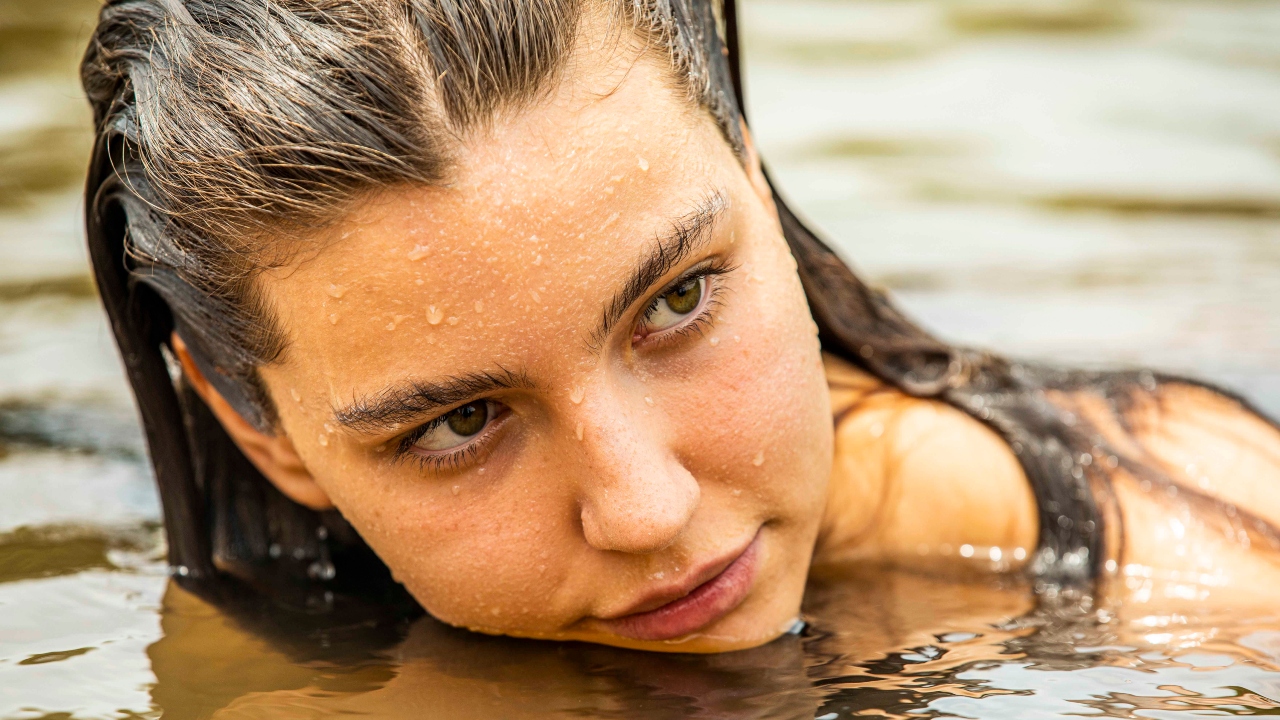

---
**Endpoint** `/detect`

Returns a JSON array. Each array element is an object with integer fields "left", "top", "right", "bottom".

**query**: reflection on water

[
  {"left": 1, "top": 0, "right": 1279, "bottom": 716},
  {"left": 10, "top": 554, "right": 1280, "bottom": 718}
]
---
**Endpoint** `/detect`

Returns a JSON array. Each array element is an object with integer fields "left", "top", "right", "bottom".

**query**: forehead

[{"left": 259, "top": 53, "right": 740, "bottom": 399}]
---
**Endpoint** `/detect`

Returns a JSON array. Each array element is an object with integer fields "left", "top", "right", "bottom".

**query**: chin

[{"left": 569, "top": 595, "right": 805, "bottom": 654}]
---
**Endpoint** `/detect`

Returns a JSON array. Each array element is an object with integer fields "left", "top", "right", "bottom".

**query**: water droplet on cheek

[
  {"left": 407, "top": 245, "right": 430, "bottom": 261},
  {"left": 575, "top": 422, "right": 584, "bottom": 441},
  {"left": 329, "top": 314, "right": 340, "bottom": 325},
  {"left": 644, "top": 396, "right": 654, "bottom": 406},
  {"left": 709, "top": 337, "right": 720, "bottom": 346},
  {"left": 427, "top": 306, "right": 444, "bottom": 324},
  {"left": 318, "top": 434, "right": 329, "bottom": 447},
  {"left": 637, "top": 156, "right": 649, "bottom": 171},
  {"left": 326, "top": 284, "right": 347, "bottom": 299},
  {"left": 752, "top": 451, "right": 765, "bottom": 467},
  {"left": 290, "top": 388, "right": 301, "bottom": 402},
  {"left": 570, "top": 385, "right": 585, "bottom": 404},
  {"left": 475, "top": 300, "right": 484, "bottom": 313},
  {"left": 452, "top": 485, "right": 460, "bottom": 495}
]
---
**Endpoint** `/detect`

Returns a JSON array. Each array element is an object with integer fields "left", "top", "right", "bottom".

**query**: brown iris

[
  {"left": 663, "top": 276, "right": 702, "bottom": 315},
  {"left": 446, "top": 403, "right": 487, "bottom": 437}
]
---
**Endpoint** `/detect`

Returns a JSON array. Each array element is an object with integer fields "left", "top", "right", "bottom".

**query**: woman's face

[{"left": 241, "top": 49, "right": 834, "bottom": 652}]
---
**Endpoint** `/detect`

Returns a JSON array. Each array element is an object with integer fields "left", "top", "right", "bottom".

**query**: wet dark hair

[
  {"left": 82, "top": 0, "right": 1190, "bottom": 610},
  {"left": 82, "top": 0, "right": 743, "bottom": 432}
]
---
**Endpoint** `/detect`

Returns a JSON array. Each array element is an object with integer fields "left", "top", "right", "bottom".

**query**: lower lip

[{"left": 600, "top": 535, "right": 762, "bottom": 642}]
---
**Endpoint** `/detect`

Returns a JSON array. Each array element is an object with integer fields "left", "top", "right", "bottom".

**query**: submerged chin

[
  {"left": 567, "top": 610, "right": 805, "bottom": 653},
  {"left": 438, "top": 594, "right": 803, "bottom": 654}
]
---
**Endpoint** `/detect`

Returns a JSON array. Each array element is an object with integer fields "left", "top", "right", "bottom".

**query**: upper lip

[{"left": 595, "top": 530, "right": 760, "bottom": 621}]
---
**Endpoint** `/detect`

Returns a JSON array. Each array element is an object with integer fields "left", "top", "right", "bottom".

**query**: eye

[
  {"left": 412, "top": 401, "right": 495, "bottom": 452},
  {"left": 641, "top": 275, "right": 705, "bottom": 332}
]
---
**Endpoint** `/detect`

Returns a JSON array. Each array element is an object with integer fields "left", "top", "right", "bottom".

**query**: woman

[{"left": 81, "top": 0, "right": 1280, "bottom": 653}]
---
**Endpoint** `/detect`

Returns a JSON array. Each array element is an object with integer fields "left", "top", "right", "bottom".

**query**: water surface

[{"left": 2, "top": 0, "right": 1279, "bottom": 716}]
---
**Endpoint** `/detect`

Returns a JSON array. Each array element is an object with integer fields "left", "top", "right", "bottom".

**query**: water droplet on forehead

[
  {"left": 427, "top": 306, "right": 444, "bottom": 325},
  {"left": 407, "top": 245, "right": 429, "bottom": 261},
  {"left": 326, "top": 283, "right": 346, "bottom": 298}
]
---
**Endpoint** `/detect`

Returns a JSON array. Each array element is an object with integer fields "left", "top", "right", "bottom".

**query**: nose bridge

[{"left": 573, "top": 387, "right": 700, "bottom": 555}]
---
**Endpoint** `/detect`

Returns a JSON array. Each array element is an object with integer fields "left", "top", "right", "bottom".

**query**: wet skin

[
  {"left": 175, "top": 25, "right": 1280, "bottom": 653},
  {"left": 182, "top": 43, "right": 835, "bottom": 653}
]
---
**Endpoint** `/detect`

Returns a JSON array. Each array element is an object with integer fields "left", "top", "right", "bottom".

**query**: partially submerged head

[{"left": 83, "top": 0, "right": 835, "bottom": 651}]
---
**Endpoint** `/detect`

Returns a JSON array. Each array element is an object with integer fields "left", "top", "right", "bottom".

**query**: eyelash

[
  {"left": 388, "top": 259, "right": 737, "bottom": 474},
  {"left": 633, "top": 259, "right": 736, "bottom": 347},
  {"left": 391, "top": 405, "right": 506, "bottom": 472}
]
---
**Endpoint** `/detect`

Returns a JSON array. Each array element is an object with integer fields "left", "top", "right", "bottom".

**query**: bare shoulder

[
  {"left": 1052, "top": 377, "right": 1280, "bottom": 609},
  {"left": 1066, "top": 379, "right": 1280, "bottom": 527},
  {"left": 818, "top": 354, "right": 1038, "bottom": 569}
]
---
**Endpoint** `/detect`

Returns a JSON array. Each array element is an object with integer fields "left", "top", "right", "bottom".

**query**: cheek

[
  {"left": 320, "top": 463, "right": 580, "bottom": 630},
  {"left": 664, "top": 273, "right": 832, "bottom": 513}
]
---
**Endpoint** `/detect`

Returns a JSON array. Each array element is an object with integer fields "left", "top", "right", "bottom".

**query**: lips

[{"left": 595, "top": 531, "right": 762, "bottom": 642}]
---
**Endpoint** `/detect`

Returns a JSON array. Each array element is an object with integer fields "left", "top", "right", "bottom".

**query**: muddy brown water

[{"left": 2, "top": 0, "right": 1280, "bottom": 716}]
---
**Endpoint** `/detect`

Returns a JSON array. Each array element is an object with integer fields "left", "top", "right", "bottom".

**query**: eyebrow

[
  {"left": 333, "top": 367, "right": 534, "bottom": 434},
  {"left": 589, "top": 189, "right": 728, "bottom": 349}
]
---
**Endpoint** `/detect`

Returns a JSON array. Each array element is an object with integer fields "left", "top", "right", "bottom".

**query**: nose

[{"left": 575, "top": 402, "right": 701, "bottom": 555}]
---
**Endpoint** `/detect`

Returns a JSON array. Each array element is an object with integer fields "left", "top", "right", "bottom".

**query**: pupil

[
  {"left": 664, "top": 278, "right": 701, "bottom": 315},
  {"left": 446, "top": 403, "right": 487, "bottom": 437}
]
